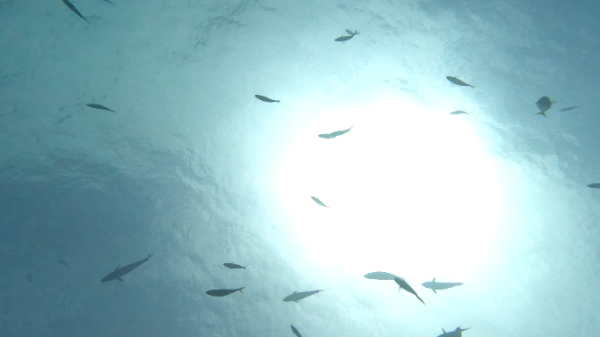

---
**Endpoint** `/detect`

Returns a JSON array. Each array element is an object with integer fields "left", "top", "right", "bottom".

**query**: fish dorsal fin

[
  {"left": 432, "top": 278, "right": 436, "bottom": 282},
  {"left": 114, "top": 265, "right": 120, "bottom": 271},
  {"left": 293, "top": 291, "right": 297, "bottom": 294}
]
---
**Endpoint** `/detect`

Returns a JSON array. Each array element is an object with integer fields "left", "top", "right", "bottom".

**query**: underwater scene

[{"left": 1, "top": 0, "right": 599, "bottom": 336}]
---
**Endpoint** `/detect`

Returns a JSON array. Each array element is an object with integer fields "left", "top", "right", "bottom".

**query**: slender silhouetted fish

[
  {"left": 364, "top": 271, "right": 399, "bottom": 280},
  {"left": 59, "top": 259, "right": 71, "bottom": 269},
  {"left": 223, "top": 263, "right": 246, "bottom": 269},
  {"left": 101, "top": 254, "right": 153, "bottom": 282},
  {"left": 87, "top": 103, "right": 116, "bottom": 113},
  {"left": 57, "top": 115, "right": 72, "bottom": 124},
  {"left": 206, "top": 287, "right": 245, "bottom": 297},
  {"left": 255, "top": 95, "right": 280, "bottom": 103},
  {"left": 291, "top": 325, "right": 302, "bottom": 337},
  {"left": 62, "top": 0, "right": 89, "bottom": 24},
  {"left": 101, "top": 0, "right": 114, "bottom": 4},
  {"left": 311, "top": 196, "right": 328, "bottom": 208},
  {"left": 318, "top": 125, "right": 353, "bottom": 139},
  {"left": 446, "top": 76, "right": 475, "bottom": 88},
  {"left": 283, "top": 289, "right": 322, "bottom": 302},
  {"left": 587, "top": 183, "right": 600, "bottom": 189},
  {"left": 438, "top": 327, "right": 470, "bottom": 337},
  {"left": 450, "top": 110, "right": 469, "bottom": 115},
  {"left": 421, "top": 278, "right": 463, "bottom": 294},
  {"left": 561, "top": 105, "right": 582, "bottom": 112},
  {"left": 535, "top": 96, "right": 553, "bottom": 117},
  {"left": 394, "top": 277, "right": 425, "bottom": 304},
  {"left": 335, "top": 30, "right": 359, "bottom": 42}
]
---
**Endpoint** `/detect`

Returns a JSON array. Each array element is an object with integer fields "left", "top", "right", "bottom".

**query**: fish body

[
  {"left": 535, "top": 96, "right": 553, "bottom": 117},
  {"left": 421, "top": 278, "right": 463, "bottom": 294},
  {"left": 446, "top": 76, "right": 475, "bottom": 88},
  {"left": 587, "top": 183, "right": 600, "bottom": 189},
  {"left": 255, "top": 95, "right": 280, "bottom": 103},
  {"left": 283, "top": 289, "right": 322, "bottom": 302},
  {"left": 364, "top": 271, "right": 399, "bottom": 280},
  {"left": 394, "top": 277, "right": 425, "bottom": 305},
  {"left": 59, "top": 259, "right": 71, "bottom": 269},
  {"left": 57, "top": 115, "right": 73, "bottom": 124},
  {"left": 311, "top": 196, "right": 328, "bottom": 208},
  {"left": 561, "top": 105, "right": 581, "bottom": 112},
  {"left": 438, "top": 327, "right": 470, "bottom": 337},
  {"left": 101, "top": 254, "right": 153, "bottom": 282},
  {"left": 450, "top": 110, "right": 469, "bottom": 115},
  {"left": 87, "top": 103, "right": 116, "bottom": 112},
  {"left": 291, "top": 325, "right": 302, "bottom": 337},
  {"left": 335, "top": 30, "right": 359, "bottom": 41},
  {"left": 318, "top": 125, "right": 353, "bottom": 139},
  {"left": 223, "top": 263, "right": 246, "bottom": 269},
  {"left": 206, "top": 287, "right": 245, "bottom": 297},
  {"left": 62, "top": 0, "right": 89, "bottom": 24}
]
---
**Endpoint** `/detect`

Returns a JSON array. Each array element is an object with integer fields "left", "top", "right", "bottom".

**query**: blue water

[{"left": 1, "top": 0, "right": 599, "bottom": 336}]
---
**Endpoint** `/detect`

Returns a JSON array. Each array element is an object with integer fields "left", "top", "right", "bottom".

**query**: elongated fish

[
  {"left": 62, "top": 0, "right": 89, "bottom": 24},
  {"left": 255, "top": 95, "right": 280, "bottom": 103},
  {"left": 311, "top": 196, "right": 328, "bottom": 208},
  {"left": 446, "top": 76, "right": 475, "bottom": 88},
  {"left": 587, "top": 183, "right": 600, "bottom": 189},
  {"left": 318, "top": 125, "right": 353, "bottom": 139},
  {"left": 206, "top": 287, "right": 245, "bottom": 297},
  {"left": 421, "top": 278, "right": 463, "bottom": 294},
  {"left": 438, "top": 327, "right": 470, "bottom": 337},
  {"left": 56, "top": 115, "right": 72, "bottom": 124},
  {"left": 87, "top": 103, "right": 116, "bottom": 112},
  {"left": 291, "top": 325, "right": 302, "bottom": 337},
  {"left": 101, "top": 254, "right": 153, "bottom": 282},
  {"left": 283, "top": 289, "right": 322, "bottom": 302},
  {"left": 450, "top": 110, "right": 469, "bottom": 115},
  {"left": 59, "top": 259, "right": 71, "bottom": 269},
  {"left": 335, "top": 30, "right": 359, "bottom": 42},
  {"left": 364, "top": 271, "right": 399, "bottom": 280},
  {"left": 394, "top": 277, "right": 425, "bottom": 305},
  {"left": 223, "top": 263, "right": 246, "bottom": 269},
  {"left": 101, "top": 0, "right": 114, "bottom": 4},
  {"left": 561, "top": 105, "right": 582, "bottom": 112}
]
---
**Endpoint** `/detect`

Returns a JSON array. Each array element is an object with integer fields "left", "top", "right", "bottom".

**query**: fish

[
  {"left": 587, "top": 183, "right": 600, "bottom": 189},
  {"left": 255, "top": 95, "right": 280, "bottom": 103},
  {"left": 335, "top": 30, "right": 359, "bottom": 42},
  {"left": 101, "top": 254, "right": 153, "bottom": 282},
  {"left": 87, "top": 103, "right": 116, "bottom": 113},
  {"left": 311, "top": 196, "right": 328, "bottom": 208},
  {"left": 394, "top": 277, "right": 425, "bottom": 305},
  {"left": 534, "top": 96, "right": 554, "bottom": 117},
  {"left": 318, "top": 125, "right": 353, "bottom": 139},
  {"left": 101, "top": 0, "right": 114, "bottom": 4},
  {"left": 223, "top": 263, "right": 247, "bottom": 269},
  {"left": 26, "top": 273, "right": 33, "bottom": 283},
  {"left": 446, "top": 76, "right": 475, "bottom": 88},
  {"left": 438, "top": 327, "right": 470, "bottom": 337},
  {"left": 450, "top": 110, "right": 469, "bottom": 115},
  {"left": 364, "top": 271, "right": 399, "bottom": 280},
  {"left": 291, "top": 325, "right": 302, "bottom": 337},
  {"left": 59, "top": 259, "right": 71, "bottom": 269},
  {"left": 421, "top": 278, "right": 463, "bottom": 294},
  {"left": 561, "top": 105, "right": 582, "bottom": 112},
  {"left": 206, "top": 287, "right": 245, "bottom": 297},
  {"left": 62, "top": 0, "right": 89, "bottom": 24},
  {"left": 283, "top": 289, "right": 322, "bottom": 302},
  {"left": 56, "top": 115, "right": 73, "bottom": 124}
]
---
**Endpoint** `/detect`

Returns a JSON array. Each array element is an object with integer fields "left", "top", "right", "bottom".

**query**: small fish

[
  {"left": 311, "top": 196, "right": 328, "bottom": 208},
  {"left": 101, "top": 254, "right": 153, "bottom": 282},
  {"left": 56, "top": 115, "right": 73, "bottom": 124},
  {"left": 87, "top": 103, "right": 116, "bottom": 113},
  {"left": 587, "top": 183, "right": 600, "bottom": 189},
  {"left": 62, "top": 0, "right": 89, "bottom": 24},
  {"left": 318, "top": 125, "right": 353, "bottom": 139},
  {"left": 394, "top": 277, "right": 425, "bottom": 305},
  {"left": 59, "top": 259, "right": 71, "bottom": 269},
  {"left": 206, "top": 287, "right": 245, "bottom": 297},
  {"left": 255, "top": 95, "right": 280, "bottom": 103},
  {"left": 438, "top": 327, "right": 470, "bottom": 337},
  {"left": 291, "top": 325, "right": 302, "bottom": 337},
  {"left": 534, "top": 96, "right": 553, "bottom": 117},
  {"left": 26, "top": 273, "right": 33, "bottom": 283},
  {"left": 364, "top": 271, "right": 399, "bottom": 280},
  {"left": 446, "top": 76, "right": 475, "bottom": 88},
  {"left": 101, "top": 0, "right": 114, "bottom": 4},
  {"left": 561, "top": 105, "right": 582, "bottom": 112},
  {"left": 283, "top": 289, "right": 322, "bottom": 302},
  {"left": 450, "top": 110, "right": 469, "bottom": 115},
  {"left": 223, "top": 263, "right": 247, "bottom": 269},
  {"left": 335, "top": 30, "right": 359, "bottom": 42},
  {"left": 421, "top": 278, "right": 463, "bottom": 294}
]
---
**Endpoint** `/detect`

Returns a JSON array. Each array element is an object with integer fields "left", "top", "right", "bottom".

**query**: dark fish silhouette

[
  {"left": 283, "top": 289, "right": 322, "bottom": 302},
  {"left": 535, "top": 96, "right": 553, "bottom": 117},
  {"left": 318, "top": 125, "right": 353, "bottom": 139},
  {"left": 335, "top": 30, "right": 359, "bottom": 42},
  {"left": 59, "top": 259, "right": 71, "bottom": 269},
  {"left": 291, "top": 325, "right": 302, "bottom": 337},
  {"left": 101, "top": 254, "right": 153, "bottom": 282},
  {"left": 223, "top": 263, "right": 246, "bottom": 269},
  {"left": 87, "top": 103, "right": 116, "bottom": 113},
  {"left": 206, "top": 287, "right": 245, "bottom": 297},
  {"left": 394, "top": 277, "right": 425, "bottom": 305},
  {"left": 561, "top": 105, "right": 582, "bottom": 112},
  {"left": 101, "top": 0, "right": 114, "bottom": 4},
  {"left": 311, "top": 196, "right": 328, "bottom": 208},
  {"left": 446, "top": 76, "right": 475, "bottom": 88},
  {"left": 421, "top": 278, "right": 463, "bottom": 294},
  {"left": 587, "top": 183, "right": 600, "bottom": 189},
  {"left": 56, "top": 115, "right": 73, "bottom": 124},
  {"left": 438, "top": 327, "right": 470, "bottom": 337},
  {"left": 62, "top": 0, "right": 89, "bottom": 24},
  {"left": 255, "top": 95, "right": 280, "bottom": 103},
  {"left": 450, "top": 110, "right": 469, "bottom": 115}
]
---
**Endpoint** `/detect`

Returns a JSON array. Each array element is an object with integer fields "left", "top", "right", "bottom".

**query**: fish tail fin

[
  {"left": 417, "top": 295, "right": 425, "bottom": 305},
  {"left": 535, "top": 111, "right": 547, "bottom": 117},
  {"left": 276, "top": 100, "right": 280, "bottom": 103},
  {"left": 238, "top": 287, "right": 245, "bottom": 294}
]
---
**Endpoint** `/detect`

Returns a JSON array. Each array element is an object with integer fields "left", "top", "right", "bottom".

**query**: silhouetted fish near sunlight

[
  {"left": 223, "top": 263, "right": 247, "bottom": 269},
  {"left": 394, "top": 277, "right": 425, "bottom": 304},
  {"left": 335, "top": 30, "right": 359, "bottom": 42},
  {"left": 206, "top": 287, "right": 245, "bottom": 297},
  {"left": 311, "top": 196, "right": 328, "bottom": 208},
  {"left": 446, "top": 76, "right": 475, "bottom": 88},
  {"left": 364, "top": 271, "right": 399, "bottom": 280},
  {"left": 57, "top": 115, "right": 72, "bottom": 124},
  {"left": 291, "top": 325, "right": 302, "bottom": 337},
  {"left": 535, "top": 96, "right": 553, "bottom": 117},
  {"left": 561, "top": 105, "right": 582, "bottom": 112},
  {"left": 450, "top": 110, "right": 469, "bottom": 115},
  {"left": 255, "top": 95, "right": 279, "bottom": 103},
  {"left": 421, "top": 278, "right": 463, "bottom": 294},
  {"left": 587, "top": 183, "right": 600, "bottom": 189},
  {"left": 101, "top": 254, "right": 153, "bottom": 282},
  {"left": 318, "top": 125, "right": 353, "bottom": 139},
  {"left": 59, "top": 259, "right": 71, "bottom": 269},
  {"left": 87, "top": 103, "right": 116, "bottom": 113},
  {"left": 62, "top": 0, "right": 89, "bottom": 24},
  {"left": 283, "top": 289, "right": 322, "bottom": 302},
  {"left": 438, "top": 327, "right": 470, "bottom": 337}
]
